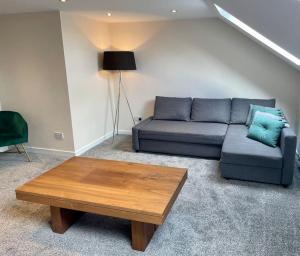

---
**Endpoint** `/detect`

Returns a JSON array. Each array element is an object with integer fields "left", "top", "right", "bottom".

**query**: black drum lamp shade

[{"left": 103, "top": 51, "right": 136, "bottom": 71}]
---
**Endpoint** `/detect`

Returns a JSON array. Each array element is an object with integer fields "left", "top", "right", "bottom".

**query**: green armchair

[{"left": 0, "top": 111, "right": 31, "bottom": 161}]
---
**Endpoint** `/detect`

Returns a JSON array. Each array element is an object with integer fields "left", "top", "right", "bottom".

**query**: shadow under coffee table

[{"left": 16, "top": 157, "right": 187, "bottom": 252}]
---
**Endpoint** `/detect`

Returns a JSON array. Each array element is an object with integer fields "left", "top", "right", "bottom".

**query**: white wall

[
  {"left": 0, "top": 11, "right": 75, "bottom": 151},
  {"left": 60, "top": 13, "right": 114, "bottom": 152},
  {"left": 110, "top": 18, "right": 300, "bottom": 133},
  {"left": 0, "top": 14, "right": 299, "bottom": 154}
]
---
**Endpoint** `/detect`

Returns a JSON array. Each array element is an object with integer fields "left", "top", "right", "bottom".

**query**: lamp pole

[{"left": 112, "top": 71, "right": 136, "bottom": 142}]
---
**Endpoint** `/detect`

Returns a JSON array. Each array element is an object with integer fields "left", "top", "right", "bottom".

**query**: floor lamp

[{"left": 103, "top": 51, "right": 136, "bottom": 141}]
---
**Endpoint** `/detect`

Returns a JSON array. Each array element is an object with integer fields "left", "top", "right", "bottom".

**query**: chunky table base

[
  {"left": 50, "top": 206, "right": 84, "bottom": 234},
  {"left": 131, "top": 221, "right": 157, "bottom": 251},
  {"left": 50, "top": 207, "right": 157, "bottom": 251}
]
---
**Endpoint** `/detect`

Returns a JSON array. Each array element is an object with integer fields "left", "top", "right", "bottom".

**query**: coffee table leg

[
  {"left": 50, "top": 206, "right": 84, "bottom": 234},
  {"left": 131, "top": 221, "right": 156, "bottom": 251}
]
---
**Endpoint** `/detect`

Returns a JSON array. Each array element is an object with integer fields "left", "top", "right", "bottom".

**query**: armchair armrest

[
  {"left": 280, "top": 127, "right": 297, "bottom": 185},
  {"left": 132, "top": 116, "right": 153, "bottom": 151},
  {"left": 12, "top": 114, "right": 28, "bottom": 139}
]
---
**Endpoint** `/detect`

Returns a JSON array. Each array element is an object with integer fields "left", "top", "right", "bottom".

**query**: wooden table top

[{"left": 16, "top": 157, "right": 187, "bottom": 224}]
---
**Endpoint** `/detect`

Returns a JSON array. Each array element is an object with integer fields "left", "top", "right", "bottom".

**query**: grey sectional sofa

[{"left": 132, "top": 97, "right": 297, "bottom": 186}]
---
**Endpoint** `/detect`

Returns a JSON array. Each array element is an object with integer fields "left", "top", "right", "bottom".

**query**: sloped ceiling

[{"left": 210, "top": 0, "right": 300, "bottom": 68}]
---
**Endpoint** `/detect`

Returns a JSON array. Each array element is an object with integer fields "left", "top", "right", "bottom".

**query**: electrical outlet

[
  {"left": 54, "top": 132, "right": 64, "bottom": 140},
  {"left": 134, "top": 117, "right": 143, "bottom": 122}
]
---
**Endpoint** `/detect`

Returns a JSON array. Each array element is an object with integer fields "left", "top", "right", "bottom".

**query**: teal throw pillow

[
  {"left": 255, "top": 111, "right": 290, "bottom": 128},
  {"left": 246, "top": 104, "right": 283, "bottom": 126},
  {"left": 247, "top": 111, "right": 284, "bottom": 147}
]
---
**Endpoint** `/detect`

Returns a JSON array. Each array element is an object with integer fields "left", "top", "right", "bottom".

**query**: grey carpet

[{"left": 1, "top": 135, "right": 300, "bottom": 256}]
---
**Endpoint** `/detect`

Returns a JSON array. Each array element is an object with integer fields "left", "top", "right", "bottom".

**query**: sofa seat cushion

[
  {"left": 221, "top": 125, "right": 282, "bottom": 168},
  {"left": 139, "top": 120, "right": 228, "bottom": 145}
]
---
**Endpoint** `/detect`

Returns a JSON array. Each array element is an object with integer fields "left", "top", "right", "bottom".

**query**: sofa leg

[
  {"left": 282, "top": 184, "right": 290, "bottom": 188},
  {"left": 20, "top": 144, "right": 31, "bottom": 162}
]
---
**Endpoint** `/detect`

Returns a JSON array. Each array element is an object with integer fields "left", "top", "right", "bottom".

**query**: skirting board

[
  {"left": 24, "top": 130, "right": 132, "bottom": 157},
  {"left": 117, "top": 130, "right": 132, "bottom": 135},
  {"left": 74, "top": 131, "right": 113, "bottom": 156},
  {"left": 26, "top": 146, "right": 75, "bottom": 157},
  {"left": 26, "top": 131, "right": 115, "bottom": 157},
  {"left": 75, "top": 130, "right": 132, "bottom": 155}
]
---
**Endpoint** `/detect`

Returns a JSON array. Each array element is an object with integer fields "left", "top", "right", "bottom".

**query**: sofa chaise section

[
  {"left": 220, "top": 98, "right": 297, "bottom": 186},
  {"left": 220, "top": 125, "right": 296, "bottom": 186},
  {"left": 220, "top": 125, "right": 283, "bottom": 184}
]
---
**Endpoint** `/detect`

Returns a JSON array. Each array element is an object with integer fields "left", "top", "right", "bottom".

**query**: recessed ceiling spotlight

[
  {"left": 107, "top": 12, "right": 112, "bottom": 17},
  {"left": 171, "top": 9, "right": 177, "bottom": 13},
  {"left": 59, "top": 0, "right": 68, "bottom": 3}
]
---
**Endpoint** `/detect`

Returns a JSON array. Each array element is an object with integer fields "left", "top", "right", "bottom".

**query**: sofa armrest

[
  {"left": 280, "top": 127, "right": 297, "bottom": 185},
  {"left": 132, "top": 116, "right": 153, "bottom": 151}
]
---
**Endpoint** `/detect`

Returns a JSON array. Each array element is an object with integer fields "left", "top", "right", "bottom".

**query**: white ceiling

[{"left": 0, "top": 0, "right": 215, "bottom": 22}]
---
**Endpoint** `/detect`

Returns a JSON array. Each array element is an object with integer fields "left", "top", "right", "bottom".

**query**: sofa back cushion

[
  {"left": 230, "top": 98, "right": 276, "bottom": 124},
  {"left": 191, "top": 98, "right": 231, "bottom": 124},
  {"left": 153, "top": 96, "right": 192, "bottom": 121}
]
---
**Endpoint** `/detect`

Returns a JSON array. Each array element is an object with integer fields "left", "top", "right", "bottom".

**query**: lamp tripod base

[{"left": 112, "top": 71, "right": 135, "bottom": 143}]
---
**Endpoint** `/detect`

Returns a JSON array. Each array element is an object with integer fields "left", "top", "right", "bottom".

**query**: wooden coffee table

[{"left": 16, "top": 157, "right": 187, "bottom": 251}]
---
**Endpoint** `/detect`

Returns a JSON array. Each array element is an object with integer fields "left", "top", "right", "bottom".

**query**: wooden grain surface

[
  {"left": 16, "top": 157, "right": 187, "bottom": 224},
  {"left": 131, "top": 221, "right": 156, "bottom": 251},
  {"left": 50, "top": 206, "right": 84, "bottom": 234}
]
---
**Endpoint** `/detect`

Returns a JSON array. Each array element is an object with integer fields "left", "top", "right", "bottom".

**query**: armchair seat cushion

[
  {"left": 221, "top": 125, "right": 283, "bottom": 168},
  {"left": 139, "top": 120, "right": 228, "bottom": 145}
]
